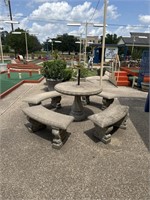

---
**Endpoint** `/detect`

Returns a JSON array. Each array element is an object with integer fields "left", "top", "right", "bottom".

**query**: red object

[
  {"left": 7, "top": 73, "right": 10, "bottom": 78},
  {"left": 143, "top": 76, "right": 150, "bottom": 82},
  {"left": 120, "top": 67, "right": 139, "bottom": 76},
  {"left": 114, "top": 71, "right": 131, "bottom": 86}
]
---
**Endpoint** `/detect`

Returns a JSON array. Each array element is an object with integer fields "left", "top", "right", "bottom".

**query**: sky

[{"left": 0, "top": 0, "right": 150, "bottom": 43}]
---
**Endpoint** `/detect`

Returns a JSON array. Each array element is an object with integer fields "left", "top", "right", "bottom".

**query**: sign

[{"left": 105, "top": 47, "right": 118, "bottom": 60}]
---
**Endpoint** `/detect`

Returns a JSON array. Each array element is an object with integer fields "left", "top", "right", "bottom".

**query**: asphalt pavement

[{"left": 0, "top": 74, "right": 149, "bottom": 200}]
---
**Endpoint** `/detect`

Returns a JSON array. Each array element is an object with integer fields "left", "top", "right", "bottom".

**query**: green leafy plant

[
  {"left": 73, "top": 64, "right": 90, "bottom": 78},
  {"left": 41, "top": 59, "right": 72, "bottom": 81},
  {"left": 63, "top": 68, "right": 73, "bottom": 81},
  {"left": 52, "top": 50, "right": 60, "bottom": 60}
]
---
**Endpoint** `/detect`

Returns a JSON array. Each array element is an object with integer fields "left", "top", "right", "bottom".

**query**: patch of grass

[
  {"left": 0, "top": 60, "right": 11, "bottom": 64},
  {"left": 87, "top": 68, "right": 97, "bottom": 77},
  {"left": 0, "top": 72, "right": 43, "bottom": 94}
]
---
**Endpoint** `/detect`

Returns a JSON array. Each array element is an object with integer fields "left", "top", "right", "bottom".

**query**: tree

[
  {"left": 58, "top": 34, "right": 79, "bottom": 54},
  {"left": 43, "top": 34, "right": 80, "bottom": 55},
  {"left": 6, "top": 28, "right": 42, "bottom": 57},
  {"left": 0, "top": 31, "right": 9, "bottom": 53},
  {"left": 101, "top": 33, "right": 121, "bottom": 44}
]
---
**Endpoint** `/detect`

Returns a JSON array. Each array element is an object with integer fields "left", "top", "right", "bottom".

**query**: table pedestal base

[{"left": 70, "top": 96, "right": 85, "bottom": 121}]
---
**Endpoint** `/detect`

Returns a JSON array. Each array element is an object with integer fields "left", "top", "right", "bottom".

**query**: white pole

[
  {"left": 25, "top": 31, "right": 28, "bottom": 61},
  {"left": 79, "top": 33, "right": 82, "bottom": 64},
  {"left": 100, "top": 0, "right": 107, "bottom": 86},
  {"left": 84, "top": 21, "right": 88, "bottom": 66},
  {"left": 131, "top": 36, "right": 135, "bottom": 56},
  {"left": 52, "top": 41, "right": 53, "bottom": 53},
  {"left": 0, "top": 33, "right": 4, "bottom": 63}
]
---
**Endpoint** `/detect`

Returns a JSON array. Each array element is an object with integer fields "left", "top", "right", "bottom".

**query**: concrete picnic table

[{"left": 55, "top": 81, "right": 102, "bottom": 121}]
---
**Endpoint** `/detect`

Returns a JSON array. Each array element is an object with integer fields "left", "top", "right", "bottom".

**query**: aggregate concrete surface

[{"left": 0, "top": 75, "right": 149, "bottom": 200}]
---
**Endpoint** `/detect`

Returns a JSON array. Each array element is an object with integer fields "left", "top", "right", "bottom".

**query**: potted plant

[
  {"left": 41, "top": 59, "right": 72, "bottom": 90},
  {"left": 73, "top": 64, "right": 89, "bottom": 82}
]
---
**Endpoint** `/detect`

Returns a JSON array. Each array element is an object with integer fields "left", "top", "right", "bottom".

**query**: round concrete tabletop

[{"left": 55, "top": 81, "right": 102, "bottom": 96}]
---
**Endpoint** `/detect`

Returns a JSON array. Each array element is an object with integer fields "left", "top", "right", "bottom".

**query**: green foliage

[
  {"left": 63, "top": 68, "right": 73, "bottom": 81},
  {"left": 73, "top": 64, "right": 89, "bottom": 78},
  {"left": 104, "top": 33, "right": 121, "bottom": 44},
  {"left": 58, "top": 34, "right": 79, "bottom": 54},
  {"left": 3, "top": 45, "right": 9, "bottom": 53},
  {"left": 132, "top": 48, "right": 143, "bottom": 60},
  {"left": 80, "top": 67, "right": 89, "bottom": 78},
  {"left": 87, "top": 68, "right": 97, "bottom": 76},
  {"left": 43, "top": 34, "right": 80, "bottom": 54},
  {"left": 6, "top": 28, "right": 42, "bottom": 57},
  {"left": 41, "top": 59, "right": 72, "bottom": 81},
  {"left": 52, "top": 50, "right": 60, "bottom": 60}
]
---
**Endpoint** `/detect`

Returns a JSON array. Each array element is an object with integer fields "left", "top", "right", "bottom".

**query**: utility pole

[
  {"left": 100, "top": 0, "right": 107, "bottom": 85},
  {"left": 0, "top": 28, "right": 4, "bottom": 63},
  {"left": 84, "top": 21, "right": 88, "bottom": 66},
  {"left": 4, "top": 0, "right": 14, "bottom": 31}
]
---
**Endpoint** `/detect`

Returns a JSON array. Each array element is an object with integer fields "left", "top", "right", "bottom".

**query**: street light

[
  {"left": 75, "top": 41, "right": 82, "bottom": 64},
  {"left": 74, "top": 32, "right": 84, "bottom": 64},
  {"left": 47, "top": 38, "right": 62, "bottom": 57},
  {"left": 47, "top": 39, "right": 53, "bottom": 54},
  {"left": 12, "top": 31, "right": 29, "bottom": 60},
  {"left": 4, "top": 20, "right": 20, "bottom": 24},
  {"left": 75, "top": 40, "right": 93, "bottom": 64},
  {"left": 67, "top": 22, "right": 103, "bottom": 65}
]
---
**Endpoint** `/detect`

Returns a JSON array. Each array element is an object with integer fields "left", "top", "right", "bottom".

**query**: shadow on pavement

[{"left": 119, "top": 97, "right": 149, "bottom": 150}]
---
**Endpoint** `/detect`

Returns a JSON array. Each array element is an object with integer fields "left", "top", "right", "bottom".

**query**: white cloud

[
  {"left": 29, "top": 22, "right": 68, "bottom": 42},
  {"left": 30, "top": 2, "right": 71, "bottom": 21},
  {"left": 27, "top": 1, "right": 102, "bottom": 42},
  {"left": 69, "top": 2, "right": 99, "bottom": 22},
  {"left": 88, "top": 28, "right": 103, "bottom": 37},
  {"left": 107, "top": 5, "right": 120, "bottom": 19},
  {"left": 112, "top": 24, "right": 150, "bottom": 37},
  {"left": 0, "top": 1, "right": 132, "bottom": 43},
  {"left": 139, "top": 15, "right": 150, "bottom": 24},
  {"left": 29, "top": 1, "right": 100, "bottom": 23},
  {"left": 14, "top": 13, "right": 24, "bottom": 18},
  {"left": 19, "top": 18, "right": 30, "bottom": 30}
]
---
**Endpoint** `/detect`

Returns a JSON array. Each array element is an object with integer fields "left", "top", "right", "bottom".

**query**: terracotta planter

[{"left": 46, "top": 79, "right": 62, "bottom": 91}]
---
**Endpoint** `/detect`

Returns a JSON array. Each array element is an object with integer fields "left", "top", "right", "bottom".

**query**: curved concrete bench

[
  {"left": 82, "top": 91, "right": 116, "bottom": 109},
  {"left": 88, "top": 104, "right": 129, "bottom": 144},
  {"left": 23, "top": 91, "right": 62, "bottom": 108},
  {"left": 22, "top": 105, "right": 74, "bottom": 149},
  {"left": 97, "top": 92, "right": 116, "bottom": 110}
]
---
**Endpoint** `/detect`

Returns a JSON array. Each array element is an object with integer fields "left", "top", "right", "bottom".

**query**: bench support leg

[
  {"left": 82, "top": 96, "right": 90, "bottom": 105},
  {"left": 27, "top": 117, "right": 46, "bottom": 132},
  {"left": 101, "top": 98, "right": 114, "bottom": 110},
  {"left": 51, "top": 128, "right": 68, "bottom": 149},
  {"left": 51, "top": 96, "right": 62, "bottom": 108},
  {"left": 114, "top": 113, "right": 129, "bottom": 129},
  {"left": 93, "top": 124, "right": 113, "bottom": 144}
]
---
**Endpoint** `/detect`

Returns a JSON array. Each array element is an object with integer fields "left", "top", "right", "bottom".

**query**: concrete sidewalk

[{"left": 0, "top": 75, "right": 149, "bottom": 200}]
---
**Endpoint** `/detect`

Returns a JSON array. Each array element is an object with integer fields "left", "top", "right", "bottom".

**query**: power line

[
  {"left": 1, "top": 13, "right": 149, "bottom": 29},
  {"left": 89, "top": 0, "right": 101, "bottom": 22},
  {"left": 4, "top": 0, "right": 14, "bottom": 31},
  {"left": 107, "top": 23, "right": 149, "bottom": 28}
]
